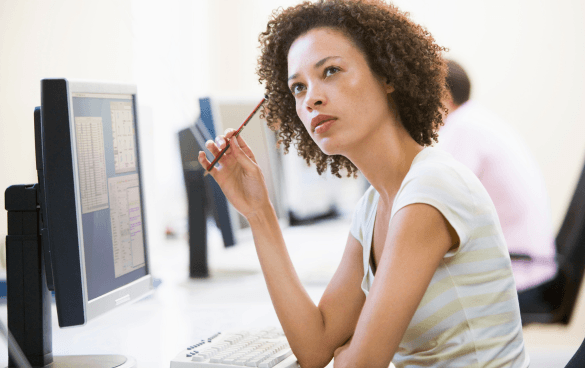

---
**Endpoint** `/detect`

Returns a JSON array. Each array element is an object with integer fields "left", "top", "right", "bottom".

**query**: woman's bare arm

[
  {"left": 199, "top": 130, "right": 366, "bottom": 368},
  {"left": 248, "top": 208, "right": 365, "bottom": 368},
  {"left": 333, "top": 203, "right": 457, "bottom": 368}
]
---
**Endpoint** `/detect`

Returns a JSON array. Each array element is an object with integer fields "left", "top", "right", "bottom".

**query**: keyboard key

[
  {"left": 191, "top": 354, "right": 205, "bottom": 362},
  {"left": 170, "top": 327, "right": 298, "bottom": 368},
  {"left": 258, "top": 348, "right": 293, "bottom": 368}
]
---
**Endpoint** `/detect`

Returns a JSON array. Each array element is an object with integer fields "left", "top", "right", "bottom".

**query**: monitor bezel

[{"left": 41, "top": 78, "right": 153, "bottom": 327}]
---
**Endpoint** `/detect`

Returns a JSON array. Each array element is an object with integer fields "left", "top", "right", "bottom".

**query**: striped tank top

[{"left": 350, "top": 147, "right": 529, "bottom": 367}]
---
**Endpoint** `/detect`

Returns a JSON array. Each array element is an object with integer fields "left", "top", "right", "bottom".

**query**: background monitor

[
  {"left": 177, "top": 96, "right": 289, "bottom": 277},
  {"left": 40, "top": 78, "right": 153, "bottom": 328},
  {"left": 178, "top": 99, "right": 237, "bottom": 277},
  {"left": 212, "top": 96, "right": 289, "bottom": 234},
  {"left": 195, "top": 98, "right": 238, "bottom": 248}
]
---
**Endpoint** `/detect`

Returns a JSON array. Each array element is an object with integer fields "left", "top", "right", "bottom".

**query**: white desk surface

[{"left": 0, "top": 218, "right": 582, "bottom": 367}]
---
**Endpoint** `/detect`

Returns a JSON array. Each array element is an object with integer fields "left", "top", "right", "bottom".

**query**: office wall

[
  {"left": 206, "top": 0, "right": 300, "bottom": 97},
  {"left": 0, "top": 0, "right": 134, "bottom": 255},
  {"left": 131, "top": 0, "right": 211, "bottom": 246}
]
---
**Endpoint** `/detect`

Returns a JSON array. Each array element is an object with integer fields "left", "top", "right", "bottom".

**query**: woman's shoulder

[
  {"left": 399, "top": 147, "right": 482, "bottom": 202},
  {"left": 408, "top": 146, "right": 475, "bottom": 179},
  {"left": 394, "top": 147, "right": 499, "bottom": 250}
]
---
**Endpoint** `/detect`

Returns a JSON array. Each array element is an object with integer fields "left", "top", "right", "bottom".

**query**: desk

[
  {"left": 0, "top": 219, "right": 347, "bottom": 368},
  {"left": 0, "top": 218, "right": 580, "bottom": 367}
]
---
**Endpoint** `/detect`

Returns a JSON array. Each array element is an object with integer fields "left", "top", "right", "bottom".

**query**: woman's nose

[{"left": 304, "top": 85, "right": 326, "bottom": 112}]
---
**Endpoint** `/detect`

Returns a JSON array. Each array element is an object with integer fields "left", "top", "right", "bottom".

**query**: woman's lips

[
  {"left": 311, "top": 114, "right": 336, "bottom": 131},
  {"left": 314, "top": 118, "right": 336, "bottom": 134}
]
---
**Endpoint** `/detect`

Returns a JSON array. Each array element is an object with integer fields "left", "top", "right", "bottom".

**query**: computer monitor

[
  {"left": 178, "top": 100, "right": 237, "bottom": 278},
  {"left": 198, "top": 97, "right": 243, "bottom": 243},
  {"left": 5, "top": 78, "right": 153, "bottom": 367},
  {"left": 42, "top": 78, "right": 153, "bottom": 325},
  {"left": 182, "top": 97, "right": 238, "bottom": 250},
  {"left": 213, "top": 96, "right": 289, "bottom": 230},
  {"left": 178, "top": 97, "right": 288, "bottom": 278}
]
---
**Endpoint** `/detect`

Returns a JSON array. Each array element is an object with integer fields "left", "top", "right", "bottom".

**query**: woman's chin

[{"left": 317, "top": 140, "right": 343, "bottom": 157}]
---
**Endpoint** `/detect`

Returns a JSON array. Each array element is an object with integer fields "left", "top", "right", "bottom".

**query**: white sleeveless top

[{"left": 350, "top": 147, "right": 529, "bottom": 368}]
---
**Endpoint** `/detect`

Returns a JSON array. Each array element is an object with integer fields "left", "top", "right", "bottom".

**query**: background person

[{"left": 438, "top": 59, "right": 557, "bottom": 291}]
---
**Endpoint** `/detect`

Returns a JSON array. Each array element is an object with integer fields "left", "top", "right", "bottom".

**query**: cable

[{"left": 0, "top": 319, "right": 32, "bottom": 368}]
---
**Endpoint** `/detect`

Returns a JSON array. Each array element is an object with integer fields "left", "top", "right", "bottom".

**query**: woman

[{"left": 198, "top": 1, "right": 529, "bottom": 367}]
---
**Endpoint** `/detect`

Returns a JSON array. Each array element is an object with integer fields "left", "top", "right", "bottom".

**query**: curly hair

[{"left": 257, "top": 0, "right": 448, "bottom": 177}]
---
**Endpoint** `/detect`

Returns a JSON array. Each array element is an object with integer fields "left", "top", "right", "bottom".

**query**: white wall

[
  {"left": 131, "top": 0, "right": 210, "bottom": 246},
  {"left": 0, "top": 0, "right": 134, "bottom": 249},
  {"left": 206, "top": 0, "right": 301, "bottom": 97}
]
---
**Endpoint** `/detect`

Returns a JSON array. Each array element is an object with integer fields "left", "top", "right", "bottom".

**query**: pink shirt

[{"left": 437, "top": 101, "right": 556, "bottom": 290}]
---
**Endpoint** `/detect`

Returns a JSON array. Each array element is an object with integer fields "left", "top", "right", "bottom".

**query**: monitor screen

[
  {"left": 41, "top": 79, "right": 152, "bottom": 327},
  {"left": 70, "top": 92, "right": 147, "bottom": 300}
]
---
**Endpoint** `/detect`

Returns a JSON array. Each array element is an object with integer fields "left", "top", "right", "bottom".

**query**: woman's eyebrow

[
  {"left": 288, "top": 56, "right": 342, "bottom": 82},
  {"left": 315, "top": 55, "right": 341, "bottom": 68}
]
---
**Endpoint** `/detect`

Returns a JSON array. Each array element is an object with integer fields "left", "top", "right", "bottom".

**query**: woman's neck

[{"left": 347, "top": 120, "right": 423, "bottom": 206}]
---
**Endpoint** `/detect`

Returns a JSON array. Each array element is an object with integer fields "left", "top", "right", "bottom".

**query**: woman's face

[{"left": 287, "top": 27, "right": 394, "bottom": 155}]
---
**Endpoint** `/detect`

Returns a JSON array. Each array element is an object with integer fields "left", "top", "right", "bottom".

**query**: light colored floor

[{"left": 0, "top": 218, "right": 582, "bottom": 367}]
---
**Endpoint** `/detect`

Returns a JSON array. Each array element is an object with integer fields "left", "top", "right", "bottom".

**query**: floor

[{"left": 0, "top": 218, "right": 582, "bottom": 367}]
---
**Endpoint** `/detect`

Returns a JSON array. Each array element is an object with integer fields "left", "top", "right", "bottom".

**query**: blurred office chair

[
  {"left": 519, "top": 157, "right": 585, "bottom": 325},
  {"left": 565, "top": 335, "right": 585, "bottom": 368}
]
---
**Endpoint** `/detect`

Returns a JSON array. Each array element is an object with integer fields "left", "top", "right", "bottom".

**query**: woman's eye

[
  {"left": 290, "top": 83, "right": 306, "bottom": 95},
  {"left": 324, "top": 66, "right": 340, "bottom": 77}
]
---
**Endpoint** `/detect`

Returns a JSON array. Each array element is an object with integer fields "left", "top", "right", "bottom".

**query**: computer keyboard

[{"left": 170, "top": 327, "right": 299, "bottom": 368}]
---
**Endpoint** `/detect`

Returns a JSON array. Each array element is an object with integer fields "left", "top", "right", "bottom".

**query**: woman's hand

[
  {"left": 197, "top": 129, "right": 272, "bottom": 219},
  {"left": 332, "top": 336, "right": 353, "bottom": 368}
]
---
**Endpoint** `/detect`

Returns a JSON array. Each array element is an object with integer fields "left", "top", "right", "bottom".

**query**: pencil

[{"left": 205, "top": 96, "right": 267, "bottom": 172}]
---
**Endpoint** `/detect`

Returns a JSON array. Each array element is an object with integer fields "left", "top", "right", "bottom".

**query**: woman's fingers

[
  {"left": 205, "top": 139, "right": 221, "bottom": 156},
  {"left": 216, "top": 135, "right": 228, "bottom": 151},
  {"left": 197, "top": 151, "right": 218, "bottom": 177},
  {"left": 205, "top": 128, "right": 258, "bottom": 171},
  {"left": 224, "top": 128, "right": 257, "bottom": 164},
  {"left": 203, "top": 139, "right": 230, "bottom": 172},
  {"left": 235, "top": 134, "right": 257, "bottom": 163},
  {"left": 229, "top": 133, "right": 257, "bottom": 171}
]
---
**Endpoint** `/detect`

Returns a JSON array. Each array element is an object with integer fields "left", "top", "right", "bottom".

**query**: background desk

[{"left": 0, "top": 218, "right": 581, "bottom": 367}]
